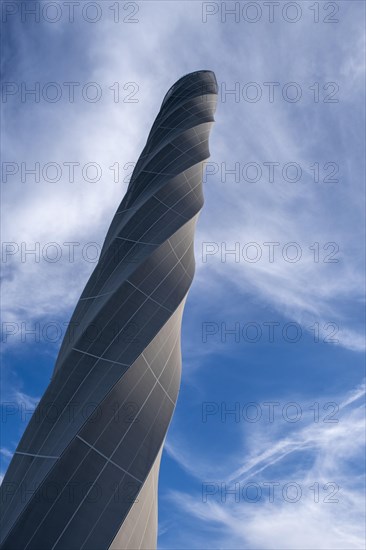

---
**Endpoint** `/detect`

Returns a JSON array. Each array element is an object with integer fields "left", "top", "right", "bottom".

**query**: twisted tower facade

[{"left": 0, "top": 70, "right": 218, "bottom": 549}]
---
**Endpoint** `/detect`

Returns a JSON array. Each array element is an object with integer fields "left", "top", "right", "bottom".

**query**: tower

[{"left": 0, "top": 70, "right": 217, "bottom": 549}]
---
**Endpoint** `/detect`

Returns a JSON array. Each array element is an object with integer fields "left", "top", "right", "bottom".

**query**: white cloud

[{"left": 2, "top": 1, "right": 364, "bottom": 355}]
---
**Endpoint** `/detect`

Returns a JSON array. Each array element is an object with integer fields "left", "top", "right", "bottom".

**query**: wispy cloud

[
  {"left": 0, "top": 448, "right": 14, "bottom": 459},
  {"left": 2, "top": 2, "right": 365, "bottom": 356},
  {"left": 163, "top": 381, "right": 366, "bottom": 549},
  {"left": 12, "top": 391, "right": 39, "bottom": 411}
]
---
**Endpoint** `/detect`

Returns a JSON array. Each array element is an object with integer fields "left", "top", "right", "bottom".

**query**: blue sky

[{"left": 1, "top": 1, "right": 365, "bottom": 548}]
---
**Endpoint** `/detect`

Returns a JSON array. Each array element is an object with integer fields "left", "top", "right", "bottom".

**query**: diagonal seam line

[
  {"left": 152, "top": 194, "right": 189, "bottom": 220},
  {"left": 71, "top": 348, "right": 129, "bottom": 367},
  {"left": 126, "top": 280, "right": 173, "bottom": 313},
  {"left": 76, "top": 436, "right": 142, "bottom": 484},
  {"left": 140, "top": 352, "right": 175, "bottom": 406},
  {"left": 115, "top": 236, "right": 160, "bottom": 245},
  {"left": 167, "top": 238, "right": 191, "bottom": 278},
  {"left": 15, "top": 451, "right": 59, "bottom": 460}
]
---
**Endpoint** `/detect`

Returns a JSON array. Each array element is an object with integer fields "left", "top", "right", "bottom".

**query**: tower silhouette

[{"left": 0, "top": 70, "right": 218, "bottom": 550}]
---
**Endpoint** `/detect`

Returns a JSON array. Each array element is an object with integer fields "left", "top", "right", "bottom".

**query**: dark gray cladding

[{"left": 0, "top": 70, "right": 217, "bottom": 550}]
